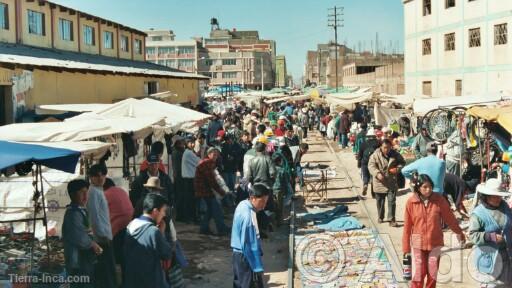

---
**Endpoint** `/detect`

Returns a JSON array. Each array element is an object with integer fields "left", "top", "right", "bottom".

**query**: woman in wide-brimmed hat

[{"left": 469, "top": 178, "right": 512, "bottom": 287}]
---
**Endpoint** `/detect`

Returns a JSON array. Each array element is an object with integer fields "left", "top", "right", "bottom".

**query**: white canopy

[
  {"left": 325, "top": 91, "right": 374, "bottom": 111},
  {"left": 67, "top": 98, "right": 211, "bottom": 132},
  {"left": 36, "top": 103, "right": 111, "bottom": 115},
  {"left": 0, "top": 116, "right": 163, "bottom": 142},
  {"left": 35, "top": 141, "right": 113, "bottom": 160},
  {"left": 412, "top": 93, "right": 510, "bottom": 115}
]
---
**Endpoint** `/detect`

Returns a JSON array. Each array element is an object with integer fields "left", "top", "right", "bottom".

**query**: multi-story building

[
  {"left": 403, "top": 0, "right": 512, "bottom": 98},
  {"left": 199, "top": 28, "right": 276, "bottom": 90},
  {"left": 0, "top": 0, "right": 205, "bottom": 125},
  {"left": 145, "top": 30, "right": 200, "bottom": 73},
  {"left": 304, "top": 44, "right": 352, "bottom": 88},
  {"left": 275, "top": 55, "right": 287, "bottom": 87}
]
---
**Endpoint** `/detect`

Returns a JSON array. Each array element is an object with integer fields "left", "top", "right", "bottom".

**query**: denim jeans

[
  {"left": 222, "top": 172, "right": 236, "bottom": 192},
  {"left": 339, "top": 133, "right": 348, "bottom": 148},
  {"left": 198, "top": 197, "right": 228, "bottom": 234}
]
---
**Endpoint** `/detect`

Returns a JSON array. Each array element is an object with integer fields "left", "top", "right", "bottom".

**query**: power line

[{"left": 328, "top": 6, "right": 344, "bottom": 92}]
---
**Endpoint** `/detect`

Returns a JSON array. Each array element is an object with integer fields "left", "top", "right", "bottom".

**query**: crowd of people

[
  {"left": 348, "top": 112, "right": 512, "bottom": 288},
  {"left": 59, "top": 97, "right": 512, "bottom": 288}
]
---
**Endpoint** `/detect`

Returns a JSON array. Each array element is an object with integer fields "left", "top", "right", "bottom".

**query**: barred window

[
  {"left": 445, "top": 0, "right": 455, "bottom": 9},
  {"left": 83, "top": 25, "right": 95, "bottom": 46},
  {"left": 120, "top": 35, "right": 129, "bottom": 52},
  {"left": 469, "top": 28, "right": 481, "bottom": 47},
  {"left": 0, "top": 3, "right": 9, "bottom": 30},
  {"left": 222, "top": 59, "right": 237, "bottom": 65},
  {"left": 222, "top": 72, "right": 237, "bottom": 79},
  {"left": 494, "top": 23, "right": 507, "bottom": 45},
  {"left": 422, "top": 38, "right": 431, "bottom": 55},
  {"left": 445, "top": 33, "right": 455, "bottom": 51},
  {"left": 58, "top": 18, "right": 73, "bottom": 41},
  {"left": 423, "top": 0, "right": 431, "bottom": 16},
  {"left": 423, "top": 81, "right": 432, "bottom": 96},
  {"left": 455, "top": 80, "right": 462, "bottom": 96},
  {"left": 28, "top": 10, "right": 45, "bottom": 35},
  {"left": 103, "top": 31, "right": 114, "bottom": 49}
]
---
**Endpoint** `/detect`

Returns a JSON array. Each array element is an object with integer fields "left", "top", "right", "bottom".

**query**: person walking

[
  {"left": 124, "top": 193, "right": 173, "bottom": 288},
  {"left": 357, "top": 128, "right": 380, "bottom": 196},
  {"left": 469, "top": 178, "right": 512, "bottom": 287},
  {"left": 402, "top": 142, "right": 446, "bottom": 195},
  {"left": 336, "top": 111, "right": 350, "bottom": 148},
  {"left": 181, "top": 136, "right": 201, "bottom": 223},
  {"left": 368, "top": 139, "right": 405, "bottom": 226},
  {"left": 194, "top": 147, "right": 230, "bottom": 236},
  {"left": 402, "top": 174, "right": 465, "bottom": 288},
  {"left": 231, "top": 184, "right": 270, "bottom": 288}
]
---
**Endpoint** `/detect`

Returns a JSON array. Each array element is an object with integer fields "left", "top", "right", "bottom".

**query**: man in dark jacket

[
  {"left": 130, "top": 154, "right": 174, "bottom": 213},
  {"left": 336, "top": 111, "right": 351, "bottom": 148},
  {"left": 357, "top": 129, "right": 381, "bottom": 196},
  {"left": 124, "top": 193, "right": 172, "bottom": 288},
  {"left": 221, "top": 134, "right": 242, "bottom": 193}
]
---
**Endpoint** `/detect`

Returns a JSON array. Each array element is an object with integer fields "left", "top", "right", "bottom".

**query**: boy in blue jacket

[{"left": 231, "top": 183, "right": 270, "bottom": 288}]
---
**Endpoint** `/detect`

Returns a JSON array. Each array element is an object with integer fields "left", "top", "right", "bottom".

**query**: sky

[{"left": 51, "top": 0, "right": 404, "bottom": 82}]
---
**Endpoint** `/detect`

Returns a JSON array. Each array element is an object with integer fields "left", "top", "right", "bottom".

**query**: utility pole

[
  {"left": 261, "top": 55, "right": 264, "bottom": 92},
  {"left": 328, "top": 6, "right": 344, "bottom": 92}
]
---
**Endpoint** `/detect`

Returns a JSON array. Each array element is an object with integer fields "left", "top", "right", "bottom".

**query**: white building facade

[{"left": 403, "top": 0, "right": 512, "bottom": 98}]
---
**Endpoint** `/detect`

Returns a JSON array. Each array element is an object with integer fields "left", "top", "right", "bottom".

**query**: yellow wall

[
  {"left": 7, "top": 68, "right": 199, "bottom": 108},
  {"left": 78, "top": 16, "right": 99, "bottom": 55},
  {"left": 0, "top": 66, "right": 13, "bottom": 85},
  {"left": 118, "top": 29, "right": 132, "bottom": 60},
  {"left": 21, "top": 0, "right": 52, "bottom": 48},
  {"left": 53, "top": 10, "right": 78, "bottom": 52},
  {"left": 133, "top": 33, "right": 145, "bottom": 61},
  {"left": 100, "top": 23, "right": 117, "bottom": 58},
  {"left": 0, "top": 0, "right": 15, "bottom": 43}
]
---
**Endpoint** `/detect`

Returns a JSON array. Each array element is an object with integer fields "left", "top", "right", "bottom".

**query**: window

[
  {"left": 445, "top": 33, "right": 455, "bottom": 51},
  {"left": 178, "top": 59, "right": 194, "bottom": 68},
  {"left": 120, "top": 35, "right": 129, "bottom": 52},
  {"left": 146, "top": 47, "right": 156, "bottom": 55},
  {"left": 422, "top": 38, "right": 431, "bottom": 55},
  {"left": 28, "top": 10, "right": 44, "bottom": 35},
  {"left": 422, "top": 81, "right": 432, "bottom": 96},
  {"left": 495, "top": 23, "right": 507, "bottom": 45},
  {"left": 151, "top": 36, "right": 162, "bottom": 41},
  {"left": 469, "top": 28, "right": 481, "bottom": 47},
  {"left": 58, "top": 18, "right": 73, "bottom": 41},
  {"left": 445, "top": 0, "right": 455, "bottom": 9},
  {"left": 158, "top": 47, "right": 174, "bottom": 55},
  {"left": 178, "top": 46, "right": 194, "bottom": 54},
  {"left": 455, "top": 80, "right": 462, "bottom": 96},
  {"left": 83, "top": 25, "right": 95, "bottom": 46},
  {"left": 423, "top": 0, "right": 431, "bottom": 16},
  {"left": 145, "top": 81, "right": 158, "bottom": 95},
  {"left": 101, "top": 31, "right": 113, "bottom": 49},
  {"left": 0, "top": 3, "right": 8, "bottom": 30},
  {"left": 222, "top": 59, "right": 237, "bottom": 65},
  {"left": 222, "top": 72, "right": 237, "bottom": 79},
  {"left": 134, "top": 39, "right": 142, "bottom": 54}
]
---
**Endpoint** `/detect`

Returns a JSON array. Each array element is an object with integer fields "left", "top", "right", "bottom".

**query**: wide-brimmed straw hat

[
  {"left": 476, "top": 178, "right": 511, "bottom": 197},
  {"left": 144, "top": 177, "right": 163, "bottom": 190}
]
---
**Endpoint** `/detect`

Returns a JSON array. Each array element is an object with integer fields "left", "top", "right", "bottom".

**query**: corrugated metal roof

[{"left": 0, "top": 43, "right": 209, "bottom": 79}]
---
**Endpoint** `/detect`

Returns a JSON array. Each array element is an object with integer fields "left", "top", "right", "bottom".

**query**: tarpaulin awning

[
  {"left": 0, "top": 117, "right": 162, "bottom": 142},
  {"left": 36, "top": 103, "right": 111, "bottom": 115},
  {"left": 467, "top": 105, "right": 512, "bottom": 134},
  {"left": 0, "top": 140, "right": 80, "bottom": 173},
  {"left": 67, "top": 98, "right": 211, "bottom": 132}
]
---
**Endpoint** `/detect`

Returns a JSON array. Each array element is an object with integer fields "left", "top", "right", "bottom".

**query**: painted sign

[{"left": 11, "top": 70, "right": 33, "bottom": 121}]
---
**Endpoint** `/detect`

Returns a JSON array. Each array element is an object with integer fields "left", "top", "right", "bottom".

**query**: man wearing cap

[
  {"left": 194, "top": 147, "right": 230, "bottom": 235},
  {"left": 181, "top": 136, "right": 201, "bottom": 223},
  {"left": 402, "top": 141, "right": 446, "bottom": 195},
  {"left": 412, "top": 125, "right": 434, "bottom": 158},
  {"left": 130, "top": 154, "right": 173, "bottom": 214},
  {"left": 284, "top": 125, "right": 300, "bottom": 147},
  {"left": 231, "top": 184, "right": 270, "bottom": 288},
  {"left": 139, "top": 141, "right": 166, "bottom": 174},
  {"left": 469, "top": 178, "right": 512, "bottom": 286}
]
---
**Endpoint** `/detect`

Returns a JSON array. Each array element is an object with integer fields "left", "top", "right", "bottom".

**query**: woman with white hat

[{"left": 469, "top": 178, "right": 512, "bottom": 287}]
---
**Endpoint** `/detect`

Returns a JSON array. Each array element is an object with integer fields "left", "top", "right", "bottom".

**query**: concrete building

[
  {"left": 304, "top": 44, "right": 351, "bottom": 88},
  {"left": 343, "top": 61, "right": 405, "bottom": 94},
  {"left": 199, "top": 28, "right": 275, "bottom": 90},
  {"left": 145, "top": 30, "right": 201, "bottom": 73},
  {"left": 403, "top": 0, "right": 512, "bottom": 98},
  {"left": 275, "top": 55, "right": 287, "bottom": 87},
  {"left": 0, "top": 0, "right": 206, "bottom": 125}
]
